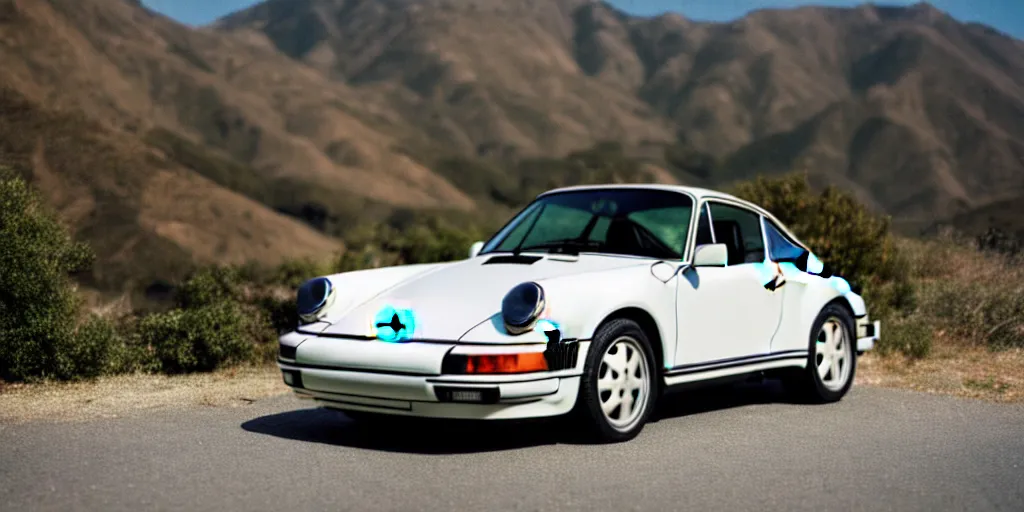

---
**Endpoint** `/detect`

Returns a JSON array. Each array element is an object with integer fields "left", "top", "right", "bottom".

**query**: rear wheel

[
  {"left": 783, "top": 304, "right": 857, "bottom": 403},
  {"left": 572, "top": 318, "right": 658, "bottom": 443}
]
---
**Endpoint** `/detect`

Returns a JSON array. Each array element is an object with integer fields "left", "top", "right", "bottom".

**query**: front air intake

[{"left": 483, "top": 255, "right": 543, "bottom": 265}]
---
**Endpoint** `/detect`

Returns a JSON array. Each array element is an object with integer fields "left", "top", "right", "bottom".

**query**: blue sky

[{"left": 141, "top": 0, "right": 1023, "bottom": 39}]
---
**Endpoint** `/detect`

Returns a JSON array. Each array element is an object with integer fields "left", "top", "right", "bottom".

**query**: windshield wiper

[
  {"left": 511, "top": 205, "right": 547, "bottom": 257},
  {"left": 517, "top": 239, "right": 599, "bottom": 255}
]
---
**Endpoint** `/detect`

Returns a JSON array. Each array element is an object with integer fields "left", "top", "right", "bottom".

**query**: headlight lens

[
  {"left": 501, "top": 282, "right": 545, "bottom": 335},
  {"left": 297, "top": 277, "right": 334, "bottom": 324}
]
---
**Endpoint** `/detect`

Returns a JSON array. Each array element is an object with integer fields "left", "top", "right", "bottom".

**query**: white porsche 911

[{"left": 277, "top": 184, "right": 881, "bottom": 442}]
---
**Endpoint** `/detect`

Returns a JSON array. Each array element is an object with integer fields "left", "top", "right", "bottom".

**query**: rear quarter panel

[{"left": 770, "top": 264, "right": 866, "bottom": 352}]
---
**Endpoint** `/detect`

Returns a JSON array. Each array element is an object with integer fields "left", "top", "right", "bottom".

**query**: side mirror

[
  {"left": 693, "top": 244, "right": 728, "bottom": 267},
  {"left": 468, "top": 241, "right": 484, "bottom": 259}
]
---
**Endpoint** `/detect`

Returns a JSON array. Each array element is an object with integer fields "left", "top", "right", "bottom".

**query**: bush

[
  {"left": 137, "top": 302, "right": 255, "bottom": 374},
  {"left": 730, "top": 173, "right": 915, "bottom": 319},
  {"left": 175, "top": 266, "right": 244, "bottom": 309},
  {"left": 260, "top": 258, "right": 335, "bottom": 289},
  {"left": 336, "top": 211, "right": 490, "bottom": 271},
  {"left": 875, "top": 316, "right": 933, "bottom": 359},
  {"left": 923, "top": 269, "right": 1024, "bottom": 350},
  {"left": 133, "top": 265, "right": 281, "bottom": 373},
  {"left": 0, "top": 169, "right": 97, "bottom": 381}
]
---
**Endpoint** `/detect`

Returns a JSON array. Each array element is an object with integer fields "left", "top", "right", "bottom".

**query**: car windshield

[{"left": 480, "top": 188, "right": 694, "bottom": 260}]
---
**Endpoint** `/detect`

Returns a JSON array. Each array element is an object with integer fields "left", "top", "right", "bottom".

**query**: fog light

[{"left": 282, "top": 370, "right": 303, "bottom": 388}]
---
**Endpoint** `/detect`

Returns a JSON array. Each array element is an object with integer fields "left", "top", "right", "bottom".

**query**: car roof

[{"left": 539, "top": 183, "right": 752, "bottom": 208}]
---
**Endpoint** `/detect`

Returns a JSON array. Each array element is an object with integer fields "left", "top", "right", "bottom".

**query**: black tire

[
  {"left": 783, "top": 303, "right": 857, "bottom": 403},
  {"left": 571, "top": 318, "right": 659, "bottom": 443}
]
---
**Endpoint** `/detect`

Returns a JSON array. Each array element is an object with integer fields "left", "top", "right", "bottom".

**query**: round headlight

[
  {"left": 297, "top": 277, "right": 334, "bottom": 324},
  {"left": 502, "top": 282, "right": 546, "bottom": 335}
]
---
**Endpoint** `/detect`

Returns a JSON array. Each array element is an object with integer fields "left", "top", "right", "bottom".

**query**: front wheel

[
  {"left": 783, "top": 304, "right": 857, "bottom": 403},
  {"left": 571, "top": 318, "right": 658, "bottom": 443}
]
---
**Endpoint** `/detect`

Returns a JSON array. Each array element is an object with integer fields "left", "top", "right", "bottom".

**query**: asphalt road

[{"left": 2, "top": 383, "right": 1022, "bottom": 511}]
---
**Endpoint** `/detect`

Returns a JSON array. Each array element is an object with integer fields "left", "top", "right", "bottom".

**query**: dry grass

[
  {"left": 857, "top": 343, "right": 1024, "bottom": 403},
  {"left": 856, "top": 234, "right": 1024, "bottom": 402},
  {"left": 0, "top": 366, "right": 290, "bottom": 424}
]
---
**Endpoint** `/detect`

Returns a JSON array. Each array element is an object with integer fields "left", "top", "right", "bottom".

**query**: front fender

[
  {"left": 457, "top": 262, "right": 677, "bottom": 361},
  {"left": 539, "top": 263, "right": 678, "bottom": 365}
]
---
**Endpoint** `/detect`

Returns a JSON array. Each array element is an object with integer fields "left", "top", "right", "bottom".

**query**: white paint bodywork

[{"left": 278, "top": 184, "right": 880, "bottom": 420}]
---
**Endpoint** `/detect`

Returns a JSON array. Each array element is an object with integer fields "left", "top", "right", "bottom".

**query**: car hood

[{"left": 319, "top": 253, "right": 650, "bottom": 341}]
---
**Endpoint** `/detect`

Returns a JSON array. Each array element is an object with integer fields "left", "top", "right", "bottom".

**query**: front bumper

[
  {"left": 855, "top": 317, "right": 881, "bottom": 352},
  {"left": 277, "top": 332, "right": 589, "bottom": 420}
]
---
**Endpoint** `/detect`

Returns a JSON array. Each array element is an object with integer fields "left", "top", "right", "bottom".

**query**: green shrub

[
  {"left": 137, "top": 302, "right": 255, "bottom": 374},
  {"left": 254, "top": 294, "right": 299, "bottom": 335},
  {"left": 730, "top": 173, "right": 914, "bottom": 319},
  {"left": 175, "top": 266, "right": 244, "bottom": 309},
  {"left": 875, "top": 315, "right": 933, "bottom": 359},
  {"left": 0, "top": 169, "right": 96, "bottom": 381},
  {"left": 335, "top": 211, "right": 489, "bottom": 270},
  {"left": 262, "top": 258, "right": 334, "bottom": 289},
  {"left": 65, "top": 315, "right": 123, "bottom": 379}
]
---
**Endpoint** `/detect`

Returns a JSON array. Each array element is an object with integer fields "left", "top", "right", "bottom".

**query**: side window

[
  {"left": 708, "top": 202, "right": 765, "bottom": 265},
  {"left": 695, "top": 203, "right": 715, "bottom": 246},
  {"left": 763, "top": 220, "right": 805, "bottom": 262}
]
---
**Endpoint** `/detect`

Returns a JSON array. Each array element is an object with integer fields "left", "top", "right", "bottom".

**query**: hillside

[
  {"left": 1, "top": 0, "right": 1023, "bottom": 288},
  {"left": 218, "top": 0, "right": 1024, "bottom": 226}
]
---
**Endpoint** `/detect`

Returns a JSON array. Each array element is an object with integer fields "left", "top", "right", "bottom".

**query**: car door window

[
  {"left": 763, "top": 219, "right": 805, "bottom": 262},
  {"left": 708, "top": 202, "right": 765, "bottom": 265}
]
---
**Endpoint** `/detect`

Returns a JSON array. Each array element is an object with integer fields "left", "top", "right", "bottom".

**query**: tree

[{"left": 0, "top": 168, "right": 96, "bottom": 380}]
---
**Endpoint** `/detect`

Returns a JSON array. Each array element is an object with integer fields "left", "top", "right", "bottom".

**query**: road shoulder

[{"left": 0, "top": 366, "right": 289, "bottom": 424}]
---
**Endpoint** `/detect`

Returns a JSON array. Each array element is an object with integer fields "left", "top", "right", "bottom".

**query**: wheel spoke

[
  {"left": 601, "top": 391, "right": 622, "bottom": 416},
  {"left": 598, "top": 372, "right": 616, "bottom": 393},
  {"left": 817, "top": 356, "right": 832, "bottom": 381},
  {"left": 603, "top": 345, "right": 627, "bottom": 374},
  {"left": 625, "top": 346, "right": 641, "bottom": 376},
  {"left": 619, "top": 389, "right": 635, "bottom": 419},
  {"left": 833, "top": 326, "right": 845, "bottom": 353},
  {"left": 816, "top": 340, "right": 830, "bottom": 358}
]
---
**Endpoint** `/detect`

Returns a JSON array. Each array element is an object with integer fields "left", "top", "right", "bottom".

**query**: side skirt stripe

[{"left": 664, "top": 350, "right": 808, "bottom": 376}]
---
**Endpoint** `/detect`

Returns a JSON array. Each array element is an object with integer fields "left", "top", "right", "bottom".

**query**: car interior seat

[
  {"left": 712, "top": 220, "right": 745, "bottom": 266},
  {"left": 604, "top": 217, "right": 644, "bottom": 255}
]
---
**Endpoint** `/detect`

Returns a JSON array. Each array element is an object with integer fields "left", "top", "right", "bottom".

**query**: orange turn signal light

[{"left": 453, "top": 353, "right": 549, "bottom": 374}]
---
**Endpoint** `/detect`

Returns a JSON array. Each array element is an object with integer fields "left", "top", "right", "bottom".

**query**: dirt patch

[
  {"left": 857, "top": 344, "right": 1024, "bottom": 403},
  {"left": 0, "top": 366, "right": 291, "bottom": 424}
]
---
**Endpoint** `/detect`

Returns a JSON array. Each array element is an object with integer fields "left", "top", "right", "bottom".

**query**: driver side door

[{"left": 672, "top": 200, "right": 786, "bottom": 369}]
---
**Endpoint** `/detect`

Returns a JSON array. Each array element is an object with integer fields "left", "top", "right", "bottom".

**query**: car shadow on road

[{"left": 240, "top": 379, "right": 802, "bottom": 455}]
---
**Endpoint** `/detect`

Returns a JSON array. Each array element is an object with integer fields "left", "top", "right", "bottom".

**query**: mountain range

[{"left": 1, "top": 0, "right": 1022, "bottom": 289}]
